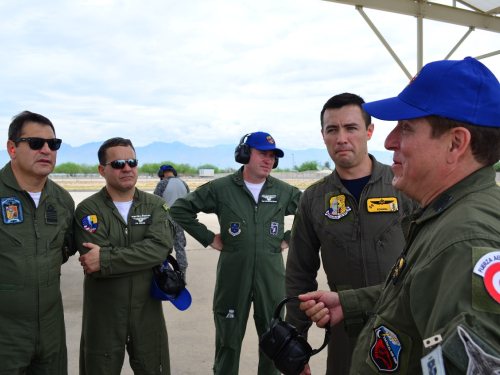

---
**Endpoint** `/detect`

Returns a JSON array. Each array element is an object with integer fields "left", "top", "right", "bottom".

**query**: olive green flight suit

[
  {"left": 285, "top": 156, "right": 418, "bottom": 374},
  {"left": 0, "top": 162, "right": 74, "bottom": 374},
  {"left": 170, "top": 168, "right": 301, "bottom": 375},
  {"left": 74, "top": 187, "right": 174, "bottom": 375},
  {"left": 340, "top": 167, "right": 500, "bottom": 374}
]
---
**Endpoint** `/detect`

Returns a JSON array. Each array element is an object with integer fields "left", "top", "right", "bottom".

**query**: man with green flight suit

[
  {"left": 74, "top": 137, "right": 174, "bottom": 374},
  {"left": 0, "top": 111, "right": 74, "bottom": 374},
  {"left": 170, "top": 131, "right": 302, "bottom": 375}
]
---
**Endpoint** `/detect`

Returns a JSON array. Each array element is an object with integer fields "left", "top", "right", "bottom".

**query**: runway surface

[{"left": 62, "top": 191, "right": 329, "bottom": 375}]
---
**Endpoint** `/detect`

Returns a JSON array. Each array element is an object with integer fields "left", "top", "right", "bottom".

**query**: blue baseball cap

[
  {"left": 160, "top": 165, "right": 175, "bottom": 172},
  {"left": 245, "top": 132, "right": 284, "bottom": 158},
  {"left": 362, "top": 57, "right": 500, "bottom": 127},
  {"left": 150, "top": 258, "right": 192, "bottom": 311}
]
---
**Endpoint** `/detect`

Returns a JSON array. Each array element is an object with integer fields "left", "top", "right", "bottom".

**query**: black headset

[
  {"left": 157, "top": 165, "right": 178, "bottom": 179},
  {"left": 152, "top": 255, "right": 186, "bottom": 297},
  {"left": 234, "top": 133, "right": 279, "bottom": 169},
  {"left": 259, "top": 296, "right": 331, "bottom": 375}
]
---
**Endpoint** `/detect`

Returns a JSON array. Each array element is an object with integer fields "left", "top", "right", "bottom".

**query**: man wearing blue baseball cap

[
  {"left": 171, "top": 131, "right": 301, "bottom": 375},
  {"left": 299, "top": 57, "right": 500, "bottom": 374}
]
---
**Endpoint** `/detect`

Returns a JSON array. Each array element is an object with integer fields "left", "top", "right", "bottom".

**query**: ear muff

[
  {"left": 259, "top": 296, "right": 331, "bottom": 375},
  {"left": 234, "top": 133, "right": 252, "bottom": 164},
  {"left": 235, "top": 133, "right": 280, "bottom": 169}
]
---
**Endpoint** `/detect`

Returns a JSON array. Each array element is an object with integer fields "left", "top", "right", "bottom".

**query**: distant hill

[{"left": 0, "top": 141, "right": 394, "bottom": 169}]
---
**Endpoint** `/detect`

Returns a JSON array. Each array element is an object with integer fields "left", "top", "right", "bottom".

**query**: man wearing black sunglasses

[
  {"left": 74, "top": 137, "right": 174, "bottom": 375},
  {"left": 0, "top": 111, "right": 75, "bottom": 374}
]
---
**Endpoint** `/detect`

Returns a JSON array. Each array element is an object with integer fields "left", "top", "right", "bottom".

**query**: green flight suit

[
  {"left": 74, "top": 187, "right": 174, "bottom": 375},
  {"left": 285, "top": 156, "right": 418, "bottom": 374},
  {"left": 170, "top": 168, "right": 301, "bottom": 375},
  {"left": 340, "top": 166, "right": 500, "bottom": 374},
  {"left": 0, "top": 162, "right": 74, "bottom": 374}
]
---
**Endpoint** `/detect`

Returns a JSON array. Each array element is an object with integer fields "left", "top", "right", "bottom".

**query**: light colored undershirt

[
  {"left": 244, "top": 181, "right": 265, "bottom": 203},
  {"left": 114, "top": 200, "right": 133, "bottom": 224},
  {"left": 28, "top": 191, "right": 42, "bottom": 208}
]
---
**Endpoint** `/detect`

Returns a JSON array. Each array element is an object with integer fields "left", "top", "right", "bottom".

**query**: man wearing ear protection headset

[
  {"left": 154, "top": 164, "right": 190, "bottom": 281},
  {"left": 170, "top": 131, "right": 302, "bottom": 375},
  {"left": 0, "top": 111, "right": 75, "bottom": 374},
  {"left": 74, "top": 137, "right": 174, "bottom": 374},
  {"left": 285, "top": 93, "right": 417, "bottom": 375}
]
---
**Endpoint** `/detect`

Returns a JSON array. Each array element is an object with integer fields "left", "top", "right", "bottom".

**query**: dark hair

[
  {"left": 427, "top": 115, "right": 500, "bottom": 166},
  {"left": 320, "top": 93, "right": 371, "bottom": 130},
  {"left": 98, "top": 137, "right": 136, "bottom": 165},
  {"left": 9, "top": 111, "right": 56, "bottom": 141}
]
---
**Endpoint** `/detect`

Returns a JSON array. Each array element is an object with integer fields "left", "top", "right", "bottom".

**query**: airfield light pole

[{"left": 292, "top": 154, "right": 295, "bottom": 170}]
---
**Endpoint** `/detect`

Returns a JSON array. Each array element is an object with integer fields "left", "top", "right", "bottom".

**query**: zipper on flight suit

[{"left": 26, "top": 192, "right": 42, "bottom": 356}]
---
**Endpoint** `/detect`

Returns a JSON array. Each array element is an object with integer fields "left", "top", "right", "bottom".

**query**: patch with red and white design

[
  {"left": 474, "top": 251, "right": 500, "bottom": 303},
  {"left": 370, "top": 325, "right": 402, "bottom": 372}
]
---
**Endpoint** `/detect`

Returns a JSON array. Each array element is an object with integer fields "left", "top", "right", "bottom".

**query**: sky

[{"left": 1, "top": 0, "right": 499, "bottom": 152}]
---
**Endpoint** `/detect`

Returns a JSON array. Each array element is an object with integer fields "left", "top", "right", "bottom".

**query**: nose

[
  {"left": 336, "top": 128, "right": 347, "bottom": 144},
  {"left": 122, "top": 162, "right": 133, "bottom": 171},
  {"left": 384, "top": 123, "right": 401, "bottom": 151}
]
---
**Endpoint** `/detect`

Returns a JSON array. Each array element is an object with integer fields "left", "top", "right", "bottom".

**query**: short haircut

[
  {"left": 427, "top": 115, "right": 500, "bottom": 166},
  {"left": 320, "top": 93, "right": 371, "bottom": 130},
  {"left": 9, "top": 111, "right": 56, "bottom": 141},
  {"left": 98, "top": 137, "right": 136, "bottom": 165}
]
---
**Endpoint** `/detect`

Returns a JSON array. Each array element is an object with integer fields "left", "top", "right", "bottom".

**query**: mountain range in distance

[{"left": 0, "top": 141, "right": 394, "bottom": 170}]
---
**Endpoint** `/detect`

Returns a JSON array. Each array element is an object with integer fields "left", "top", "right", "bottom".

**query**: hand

[
  {"left": 280, "top": 240, "right": 289, "bottom": 252},
  {"left": 299, "top": 291, "right": 344, "bottom": 328},
  {"left": 210, "top": 233, "right": 224, "bottom": 251},
  {"left": 78, "top": 242, "right": 101, "bottom": 274},
  {"left": 301, "top": 363, "right": 311, "bottom": 375}
]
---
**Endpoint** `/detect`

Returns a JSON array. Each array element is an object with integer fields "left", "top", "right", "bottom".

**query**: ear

[
  {"left": 446, "top": 127, "right": 471, "bottom": 164},
  {"left": 7, "top": 140, "right": 16, "bottom": 159},
  {"left": 98, "top": 164, "right": 106, "bottom": 178},
  {"left": 367, "top": 123, "right": 375, "bottom": 140},
  {"left": 321, "top": 129, "right": 325, "bottom": 142}
]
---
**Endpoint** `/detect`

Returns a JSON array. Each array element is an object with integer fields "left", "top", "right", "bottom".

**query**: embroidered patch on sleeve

[
  {"left": 81, "top": 215, "right": 98, "bottom": 233},
  {"left": 163, "top": 203, "right": 170, "bottom": 211},
  {"left": 1, "top": 197, "right": 23, "bottom": 224},
  {"left": 370, "top": 325, "right": 402, "bottom": 372},
  {"left": 473, "top": 251, "right": 500, "bottom": 304}
]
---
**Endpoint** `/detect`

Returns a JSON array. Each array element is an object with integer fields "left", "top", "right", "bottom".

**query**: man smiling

[{"left": 299, "top": 58, "right": 500, "bottom": 374}]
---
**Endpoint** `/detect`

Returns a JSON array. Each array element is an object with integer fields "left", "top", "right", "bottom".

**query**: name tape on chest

[
  {"left": 474, "top": 251, "right": 500, "bottom": 303},
  {"left": 261, "top": 195, "right": 277, "bottom": 203},
  {"left": 367, "top": 197, "right": 399, "bottom": 213},
  {"left": 1, "top": 197, "right": 24, "bottom": 224},
  {"left": 130, "top": 214, "right": 152, "bottom": 225},
  {"left": 45, "top": 204, "right": 58, "bottom": 224}
]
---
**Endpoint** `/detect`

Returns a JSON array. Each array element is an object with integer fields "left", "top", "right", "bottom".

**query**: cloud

[{"left": 0, "top": 0, "right": 499, "bottom": 153}]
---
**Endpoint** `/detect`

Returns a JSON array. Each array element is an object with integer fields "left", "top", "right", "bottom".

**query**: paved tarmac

[{"left": 63, "top": 191, "right": 329, "bottom": 375}]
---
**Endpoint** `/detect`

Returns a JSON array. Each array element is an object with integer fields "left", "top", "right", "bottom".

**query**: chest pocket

[
  {"left": 0, "top": 225, "right": 26, "bottom": 289},
  {"left": 45, "top": 206, "right": 73, "bottom": 285}
]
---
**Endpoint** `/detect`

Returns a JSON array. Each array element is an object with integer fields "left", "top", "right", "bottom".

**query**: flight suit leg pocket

[{"left": 365, "top": 316, "right": 412, "bottom": 374}]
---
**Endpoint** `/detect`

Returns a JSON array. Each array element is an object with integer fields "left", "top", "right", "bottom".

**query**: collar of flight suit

[{"left": 231, "top": 166, "right": 276, "bottom": 187}]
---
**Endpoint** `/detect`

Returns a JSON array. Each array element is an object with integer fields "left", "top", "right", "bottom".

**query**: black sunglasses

[
  {"left": 14, "top": 137, "right": 62, "bottom": 151},
  {"left": 105, "top": 159, "right": 139, "bottom": 169}
]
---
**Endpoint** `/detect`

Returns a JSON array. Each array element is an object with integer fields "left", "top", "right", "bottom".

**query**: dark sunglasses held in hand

[
  {"left": 14, "top": 137, "right": 62, "bottom": 151},
  {"left": 105, "top": 159, "right": 139, "bottom": 169}
]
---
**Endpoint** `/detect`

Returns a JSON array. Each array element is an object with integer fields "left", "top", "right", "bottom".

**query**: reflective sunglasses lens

[
  {"left": 127, "top": 159, "right": 138, "bottom": 168},
  {"left": 110, "top": 160, "right": 127, "bottom": 169}
]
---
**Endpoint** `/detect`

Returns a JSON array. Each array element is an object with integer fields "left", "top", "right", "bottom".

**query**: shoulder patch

[
  {"left": 81, "top": 215, "right": 98, "bottom": 233},
  {"left": 163, "top": 203, "right": 170, "bottom": 211}
]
